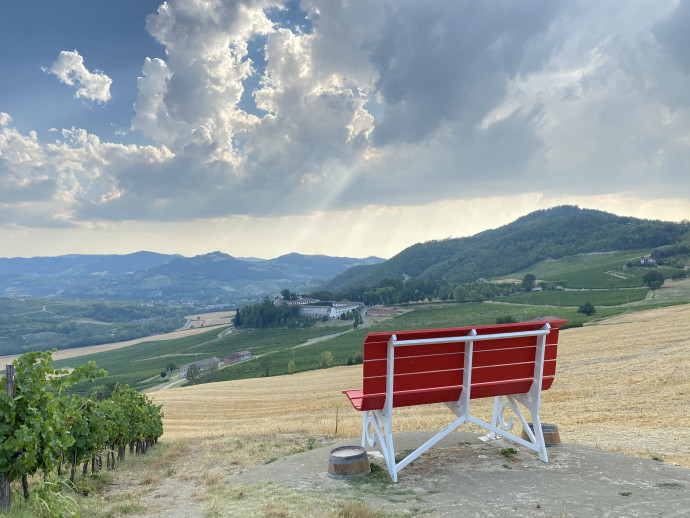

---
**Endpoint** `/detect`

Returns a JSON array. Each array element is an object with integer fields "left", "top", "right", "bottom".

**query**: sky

[{"left": 1, "top": 0, "right": 689, "bottom": 260}]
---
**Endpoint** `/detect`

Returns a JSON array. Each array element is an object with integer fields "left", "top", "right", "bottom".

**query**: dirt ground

[{"left": 229, "top": 432, "right": 690, "bottom": 518}]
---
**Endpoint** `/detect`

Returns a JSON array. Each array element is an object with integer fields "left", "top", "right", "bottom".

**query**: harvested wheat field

[{"left": 150, "top": 304, "right": 690, "bottom": 466}]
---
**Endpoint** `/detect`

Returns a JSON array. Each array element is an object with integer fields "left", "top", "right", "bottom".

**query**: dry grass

[
  {"left": 150, "top": 304, "right": 690, "bottom": 466},
  {"left": 184, "top": 310, "right": 236, "bottom": 329},
  {"left": 201, "top": 483, "right": 388, "bottom": 518}
]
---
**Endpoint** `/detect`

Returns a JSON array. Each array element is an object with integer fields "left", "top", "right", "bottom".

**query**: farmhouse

[
  {"left": 366, "top": 305, "right": 399, "bottom": 317},
  {"left": 179, "top": 357, "right": 221, "bottom": 379},
  {"left": 223, "top": 350, "right": 251, "bottom": 365}
]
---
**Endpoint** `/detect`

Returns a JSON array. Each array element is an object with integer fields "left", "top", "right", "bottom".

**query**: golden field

[{"left": 149, "top": 304, "right": 690, "bottom": 466}]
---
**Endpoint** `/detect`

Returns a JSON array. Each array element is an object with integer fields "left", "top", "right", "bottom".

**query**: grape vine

[{"left": 1, "top": 349, "right": 164, "bottom": 510}]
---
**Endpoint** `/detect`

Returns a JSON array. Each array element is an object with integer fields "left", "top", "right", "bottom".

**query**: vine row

[{"left": 1, "top": 350, "right": 163, "bottom": 510}]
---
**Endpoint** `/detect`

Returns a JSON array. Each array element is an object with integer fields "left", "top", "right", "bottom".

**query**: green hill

[{"left": 323, "top": 206, "right": 689, "bottom": 291}]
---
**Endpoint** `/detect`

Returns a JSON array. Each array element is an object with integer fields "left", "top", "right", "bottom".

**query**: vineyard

[{"left": 0, "top": 350, "right": 163, "bottom": 515}]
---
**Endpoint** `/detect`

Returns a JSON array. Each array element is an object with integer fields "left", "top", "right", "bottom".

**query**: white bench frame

[{"left": 361, "top": 323, "right": 552, "bottom": 482}]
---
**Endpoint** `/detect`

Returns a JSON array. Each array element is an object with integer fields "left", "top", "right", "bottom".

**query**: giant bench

[{"left": 343, "top": 319, "right": 567, "bottom": 482}]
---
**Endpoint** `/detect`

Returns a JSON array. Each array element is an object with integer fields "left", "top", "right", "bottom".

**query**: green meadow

[{"left": 500, "top": 249, "right": 653, "bottom": 288}]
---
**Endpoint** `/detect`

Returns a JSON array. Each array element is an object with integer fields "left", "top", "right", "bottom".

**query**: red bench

[{"left": 343, "top": 319, "right": 567, "bottom": 482}]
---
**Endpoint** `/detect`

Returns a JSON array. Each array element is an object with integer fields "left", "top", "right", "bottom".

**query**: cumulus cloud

[
  {"left": 0, "top": 116, "right": 172, "bottom": 227},
  {"left": 45, "top": 50, "right": 112, "bottom": 103},
  {"left": 4, "top": 0, "right": 690, "bottom": 231}
]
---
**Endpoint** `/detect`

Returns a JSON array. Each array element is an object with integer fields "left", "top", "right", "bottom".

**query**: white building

[{"left": 330, "top": 303, "right": 363, "bottom": 319}]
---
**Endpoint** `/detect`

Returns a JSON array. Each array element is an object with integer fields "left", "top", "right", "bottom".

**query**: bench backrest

[{"left": 359, "top": 319, "right": 567, "bottom": 410}]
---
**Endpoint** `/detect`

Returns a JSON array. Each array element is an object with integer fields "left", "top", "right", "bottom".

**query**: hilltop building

[
  {"left": 298, "top": 302, "right": 362, "bottom": 319},
  {"left": 223, "top": 350, "right": 251, "bottom": 365}
]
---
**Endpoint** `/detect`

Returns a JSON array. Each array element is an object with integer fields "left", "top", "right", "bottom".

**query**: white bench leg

[
  {"left": 366, "top": 409, "right": 397, "bottom": 482},
  {"left": 361, "top": 411, "right": 367, "bottom": 447},
  {"left": 489, "top": 396, "right": 502, "bottom": 439}
]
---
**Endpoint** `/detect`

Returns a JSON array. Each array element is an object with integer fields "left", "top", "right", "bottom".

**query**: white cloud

[
  {"left": 3, "top": 0, "right": 690, "bottom": 247},
  {"left": 0, "top": 117, "right": 172, "bottom": 226},
  {"left": 45, "top": 50, "right": 112, "bottom": 103}
]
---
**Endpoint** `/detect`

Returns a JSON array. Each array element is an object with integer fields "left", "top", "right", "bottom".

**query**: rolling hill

[
  {"left": 0, "top": 251, "right": 384, "bottom": 304},
  {"left": 322, "top": 206, "right": 690, "bottom": 291}
]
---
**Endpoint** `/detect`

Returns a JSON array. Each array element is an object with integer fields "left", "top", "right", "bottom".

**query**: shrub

[{"left": 577, "top": 302, "right": 596, "bottom": 316}]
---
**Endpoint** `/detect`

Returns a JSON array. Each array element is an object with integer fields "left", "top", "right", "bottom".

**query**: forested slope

[{"left": 323, "top": 206, "right": 690, "bottom": 291}]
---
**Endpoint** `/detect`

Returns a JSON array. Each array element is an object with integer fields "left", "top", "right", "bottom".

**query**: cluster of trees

[
  {"left": 233, "top": 297, "right": 317, "bottom": 329},
  {"left": 642, "top": 271, "right": 665, "bottom": 290},
  {"left": 185, "top": 362, "right": 219, "bottom": 385},
  {"left": 84, "top": 302, "right": 185, "bottom": 323},
  {"left": 1, "top": 351, "right": 163, "bottom": 507},
  {"left": 651, "top": 243, "right": 690, "bottom": 260},
  {"left": 229, "top": 272, "right": 566, "bottom": 332}
]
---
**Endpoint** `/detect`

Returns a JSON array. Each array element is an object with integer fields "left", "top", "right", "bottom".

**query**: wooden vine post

[{"left": 1, "top": 364, "right": 15, "bottom": 513}]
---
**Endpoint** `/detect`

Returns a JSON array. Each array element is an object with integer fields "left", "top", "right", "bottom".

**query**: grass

[
  {"left": 504, "top": 288, "right": 648, "bottom": 306},
  {"left": 49, "top": 435, "right": 411, "bottom": 518},
  {"left": 498, "top": 250, "right": 652, "bottom": 288},
  {"left": 201, "top": 483, "right": 406, "bottom": 517},
  {"left": 500, "top": 448, "right": 517, "bottom": 457},
  {"left": 1, "top": 442, "right": 180, "bottom": 518}
]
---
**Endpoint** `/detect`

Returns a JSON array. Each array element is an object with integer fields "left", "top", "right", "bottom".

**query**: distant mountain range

[
  {"left": 3, "top": 206, "right": 688, "bottom": 306},
  {"left": 322, "top": 206, "right": 690, "bottom": 292},
  {"left": 0, "top": 251, "right": 384, "bottom": 305}
]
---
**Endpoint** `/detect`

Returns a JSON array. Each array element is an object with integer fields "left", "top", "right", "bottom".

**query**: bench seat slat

[
  {"left": 360, "top": 359, "right": 556, "bottom": 398},
  {"left": 364, "top": 332, "right": 561, "bottom": 360},
  {"left": 362, "top": 343, "right": 558, "bottom": 377},
  {"left": 345, "top": 376, "right": 556, "bottom": 411}
]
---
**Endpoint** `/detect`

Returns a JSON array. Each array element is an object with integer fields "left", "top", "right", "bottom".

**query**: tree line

[
  {"left": 308, "top": 276, "right": 535, "bottom": 307},
  {"left": 233, "top": 297, "right": 318, "bottom": 329},
  {"left": 234, "top": 275, "right": 567, "bottom": 331}
]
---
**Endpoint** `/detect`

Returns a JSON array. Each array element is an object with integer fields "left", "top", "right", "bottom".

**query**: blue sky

[
  {"left": 1, "top": 0, "right": 689, "bottom": 260},
  {"left": 0, "top": 1, "right": 165, "bottom": 141}
]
